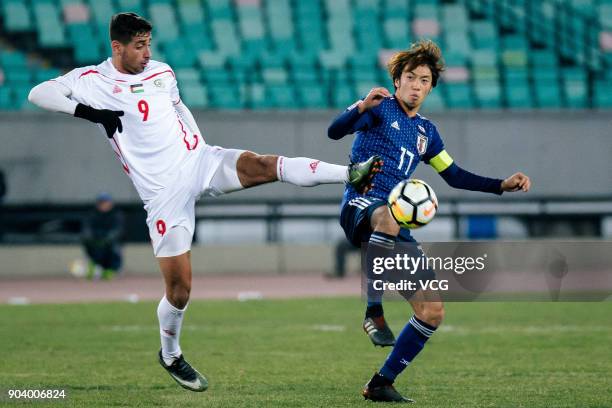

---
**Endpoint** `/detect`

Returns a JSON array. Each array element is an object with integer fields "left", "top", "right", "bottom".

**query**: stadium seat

[
  {"left": 0, "top": 87, "right": 14, "bottom": 110},
  {"left": 164, "top": 39, "right": 198, "bottom": 69},
  {"left": 181, "top": 84, "right": 208, "bottom": 108},
  {"left": 116, "top": 0, "right": 145, "bottom": 16},
  {"left": 288, "top": 53, "right": 319, "bottom": 84},
  {"left": 199, "top": 51, "right": 231, "bottom": 84},
  {"left": 445, "top": 83, "right": 474, "bottom": 108},
  {"left": 149, "top": 3, "right": 179, "bottom": 43},
  {"left": 266, "top": 85, "right": 297, "bottom": 109},
  {"left": 209, "top": 84, "right": 243, "bottom": 109},
  {"left": 331, "top": 83, "right": 356, "bottom": 109},
  {"left": 348, "top": 53, "right": 378, "bottom": 83},
  {"left": 296, "top": 84, "right": 327, "bottom": 109},
  {"left": 471, "top": 21, "right": 498, "bottom": 50},
  {"left": 384, "top": 18, "right": 411, "bottom": 49},
  {"left": 474, "top": 80, "right": 502, "bottom": 108},
  {"left": 246, "top": 83, "right": 269, "bottom": 109},
  {"left": 423, "top": 90, "right": 445, "bottom": 111},
  {"left": 534, "top": 81, "right": 563, "bottom": 108},
  {"left": 505, "top": 83, "right": 532, "bottom": 108},
  {"left": 562, "top": 68, "right": 588, "bottom": 108},
  {"left": 594, "top": 80, "right": 612, "bottom": 108},
  {"left": 3, "top": 0, "right": 32, "bottom": 32}
]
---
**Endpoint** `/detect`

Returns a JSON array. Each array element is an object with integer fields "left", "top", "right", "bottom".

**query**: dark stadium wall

[{"left": 0, "top": 110, "right": 611, "bottom": 204}]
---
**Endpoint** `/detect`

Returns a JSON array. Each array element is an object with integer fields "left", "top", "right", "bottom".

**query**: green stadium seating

[
  {"left": 474, "top": 80, "right": 502, "bottom": 108},
  {"left": 422, "top": 90, "right": 444, "bottom": 111},
  {"left": 384, "top": 19, "right": 410, "bottom": 49},
  {"left": 266, "top": 85, "right": 297, "bottom": 109},
  {"left": 594, "top": 80, "right": 612, "bottom": 108},
  {"left": 562, "top": 68, "right": 588, "bottom": 108},
  {"left": 330, "top": 83, "right": 355, "bottom": 109},
  {"left": 180, "top": 84, "right": 208, "bottom": 108},
  {"left": 1, "top": 0, "right": 610, "bottom": 111},
  {"left": 116, "top": 0, "right": 145, "bottom": 16},
  {"left": 3, "top": 1, "right": 32, "bottom": 32},
  {"left": 209, "top": 84, "right": 243, "bottom": 109},
  {"left": 445, "top": 83, "right": 474, "bottom": 108},
  {"left": 0, "top": 87, "right": 13, "bottom": 110},
  {"left": 296, "top": 84, "right": 327, "bottom": 109},
  {"left": 471, "top": 21, "right": 498, "bottom": 50},
  {"left": 164, "top": 39, "right": 198, "bottom": 69},
  {"left": 534, "top": 81, "right": 563, "bottom": 108},
  {"left": 246, "top": 83, "right": 269, "bottom": 109}
]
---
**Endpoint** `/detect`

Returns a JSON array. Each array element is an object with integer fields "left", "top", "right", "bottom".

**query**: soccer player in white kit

[{"left": 28, "top": 12, "right": 382, "bottom": 392}]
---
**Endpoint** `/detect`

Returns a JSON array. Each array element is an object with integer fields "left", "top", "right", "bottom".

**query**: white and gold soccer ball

[{"left": 387, "top": 179, "right": 438, "bottom": 229}]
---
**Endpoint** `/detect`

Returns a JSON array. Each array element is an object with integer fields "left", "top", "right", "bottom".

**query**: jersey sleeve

[
  {"left": 345, "top": 98, "right": 378, "bottom": 131},
  {"left": 167, "top": 66, "right": 180, "bottom": 104},
  {"left": 422, "top": 123, "right": 454, "bottom": 173},
  {"left": 51, "top": 67, "right": 91, "bottom": 94},
  {"left": 327, "top": 98, "right": 381, "bottom": 139}
]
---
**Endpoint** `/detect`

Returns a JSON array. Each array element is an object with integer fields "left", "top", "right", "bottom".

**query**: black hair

[{"left": 110, "top": 12, "right": 152, "bottom": 44}]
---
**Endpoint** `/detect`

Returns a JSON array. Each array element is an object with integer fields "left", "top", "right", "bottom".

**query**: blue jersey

[{"left": 342, "top": 97, "right": 445, "bottom": 205}]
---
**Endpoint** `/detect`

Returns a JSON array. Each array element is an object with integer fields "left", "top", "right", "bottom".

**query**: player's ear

[
  {"left": 394, "top": 78, "right": 400, "bottom": 89},
  {"left": 110, "top": 40, "right": 123, "bottom": 55}
]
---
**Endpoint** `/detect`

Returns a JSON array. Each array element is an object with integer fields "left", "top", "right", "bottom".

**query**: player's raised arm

[
  {"left": 327, "top": 87, "right": 390, "bottom": 140},
  {"left": 28, "top": 79, "right": 124, "bottom": 139}
]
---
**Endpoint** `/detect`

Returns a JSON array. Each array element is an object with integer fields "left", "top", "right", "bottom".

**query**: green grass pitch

[{"left": 1, "top": 299, "right": 610, "bottom": 407}]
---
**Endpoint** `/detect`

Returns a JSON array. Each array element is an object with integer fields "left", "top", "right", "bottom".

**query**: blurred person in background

[{"left": 82, "top": 192, "right": 123, "bottom": 280}]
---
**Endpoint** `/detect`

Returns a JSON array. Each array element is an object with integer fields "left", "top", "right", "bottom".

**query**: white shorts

[{"left": 144, "top": 145, "right": 245, "bottom": 257}]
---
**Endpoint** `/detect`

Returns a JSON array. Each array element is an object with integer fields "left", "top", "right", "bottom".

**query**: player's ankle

[
  {"left": 365, "top": 303, "right": 384, "bottom": 319},
  {"left": 369, "top": 372, "right": 393, "bottom": 387}
]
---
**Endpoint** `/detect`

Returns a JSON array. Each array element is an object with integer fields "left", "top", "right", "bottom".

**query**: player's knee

[
  {"left": 419, "top": 302, "right": 445, "bottom": 327},
  {"left": 165, "top": 275, "right": 191, "bottom": 308},
  {"left": 167, "top": 284, "right": 190, "bottom": 309},
  {"left": 371, "top": 207, "right": 400, "bottom": 236}
]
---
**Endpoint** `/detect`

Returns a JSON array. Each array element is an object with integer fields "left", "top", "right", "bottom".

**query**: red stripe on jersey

[
  {"left": 111, "top": 136, "right": 130, "bottom": 174},
  {"left": 142, "top": 69, "right": 175, "bottom": 81},
  {"left": 177, "top": 116, "right": 199, "bottom": 151},
  {"left": 78, "top": 70, "right": 127, "bottom": 82},
  {"left": 79, "top": 70, "right": 99, "bottom": 78}
]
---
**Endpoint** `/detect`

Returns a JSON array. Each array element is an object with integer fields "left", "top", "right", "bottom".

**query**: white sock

[
  {"left": 157, "top": 295, "right": 187, "bottom": 366},
  {"left": 276, "top": 156, "right": 348, "bottom": 186}
]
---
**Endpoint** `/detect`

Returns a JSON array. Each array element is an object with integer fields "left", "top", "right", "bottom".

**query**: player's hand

[
  {"left": 501, "top": 172, "right": 531, "bottom": 192},
  {"left": 358, "top": 87, "right": 391, "bottom": 113},
  {"left": 74, "top": 103, "right": 124, "bottom": 138}
]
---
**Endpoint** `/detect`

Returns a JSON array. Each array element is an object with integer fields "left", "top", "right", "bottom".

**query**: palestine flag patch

[{"left": 130, "top": 83, "right": 144, "bottom": 93}]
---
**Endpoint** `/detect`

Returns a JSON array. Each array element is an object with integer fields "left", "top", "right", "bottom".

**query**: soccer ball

[{"left": 387, "top": 179, "right": 438, "bottom": 229}]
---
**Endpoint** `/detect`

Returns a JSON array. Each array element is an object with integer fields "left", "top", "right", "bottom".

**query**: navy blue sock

[
  {"left": 365, "top": 231, "right": 396, "bottom": 305},
  {"left": 379, "top": 315, "right": 437, "bottom": 381}
]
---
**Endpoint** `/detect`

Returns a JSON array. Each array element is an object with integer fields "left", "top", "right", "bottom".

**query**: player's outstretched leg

[
  {"left": 235, "top": 152, "right": 381, "bottom": 193},
  {"left": 157, "top": 249, "right": 208, "bottom": 392},
  {"left": 363, "top": 205, "right": 400, "bottom": 347},
  {"left": 362, "top": 292, "right": 444, "bottom": 402}
]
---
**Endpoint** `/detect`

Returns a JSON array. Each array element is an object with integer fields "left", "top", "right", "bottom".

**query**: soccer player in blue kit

[{"left": 328, "top": 40, "right": 531, "bottom": 402}]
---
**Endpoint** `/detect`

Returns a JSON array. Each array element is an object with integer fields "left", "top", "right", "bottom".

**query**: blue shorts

[
  {"left": 340, "top": 197, "right": 435, "bottom": 298},
  {"left": 340, "top": 197, "right": 416, "bottom": 247}
]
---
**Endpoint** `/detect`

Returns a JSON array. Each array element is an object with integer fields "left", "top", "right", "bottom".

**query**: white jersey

[{"left": 53, "top": 59, "right": 204, "bottom": 202}]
